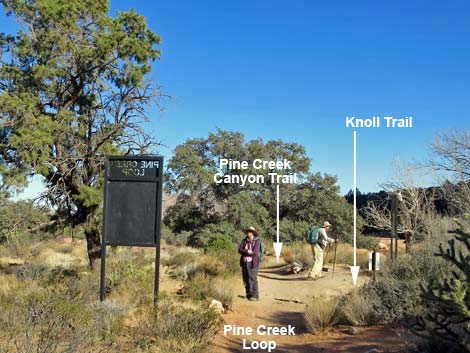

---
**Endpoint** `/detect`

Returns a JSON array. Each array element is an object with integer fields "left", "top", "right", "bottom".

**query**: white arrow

[
  {"left": 350, "top": 130, "right": 360, "bottom": 285},
  {"left": 273, "top": 183, "right": 283, "bottom": 261}
]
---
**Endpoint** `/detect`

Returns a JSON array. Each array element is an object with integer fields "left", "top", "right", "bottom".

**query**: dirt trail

[{"left": 209, "top": 259, "right": 414, "bottom": 353}]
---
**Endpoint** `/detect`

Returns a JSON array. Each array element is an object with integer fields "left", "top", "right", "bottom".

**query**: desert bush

[
  {"left": 360, "top": 242, "right": 446, "bottom": 325},
  {"left": 304, "top": 297, "right": 340, "bottom": 333},
  {"left": 414, "top": 222, "right": 470, "bottom": 352},
  {"left": 184, "top": 273, "right": 236, "bottom": 309},
  {"left": 0, "top": 199, "right": 50, "bottom": 245},
  {"left": 135, "top": 300, "right": 222, "bottom": 353},
  {"left": 210, "top": 276, "right": 236, "bottom": 309},
  {"left": 0, "top": 288, "right": 126, "bottom": 353},
  {"left": 167, "top": 247, "right": 239, "bottom": 280},
  {"left": 184, "top": 273, "right": 212, "bottom": 301},
  {"left": 339, "top": 289, "right": 375, "bottom": 326},
  {"left": 165, "top": 250, "right": 198, "bottom": 267},
  {"left": 14, "top": 263, "right": 50, "bottom": 281},
  {"left": 210, "top": 249, "right": 239, "bottom": 275},
  {"left": 357, "top": 234, "right": 380, "bottom": 250},
  {"left": 281, "top": 242, "right": 313, "bottom": 268},
  {"left": 190, "top": 256, "right": 226, "bottom": 278},
  {"left": 88, "top": 300, "right": 129, "bottom": 342}
]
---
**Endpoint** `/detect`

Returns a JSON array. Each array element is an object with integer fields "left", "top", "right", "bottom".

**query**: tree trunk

[{"left": 84, "top": 227, "right": 101, "bottom": 269}]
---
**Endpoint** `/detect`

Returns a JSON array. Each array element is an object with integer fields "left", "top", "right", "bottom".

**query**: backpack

[{"left": 307, "top": 226, "right": 321, "bottom": 245}]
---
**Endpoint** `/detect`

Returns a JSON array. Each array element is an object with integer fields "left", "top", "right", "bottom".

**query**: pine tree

[{"left": 0, "top": 0, "right": 164, "bottom": 266}]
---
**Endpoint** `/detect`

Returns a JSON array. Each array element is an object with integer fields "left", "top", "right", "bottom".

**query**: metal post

[
  {"left": 391, "top": 193, "right": 398, "bottom": 260},
  {"left": 154, "top": 244, "right": 160, "bottom": 307},
  {"left": 99, "top": 243, "right": 106, "bottom": 301},
  {"left": 100, "top": 159, "right": 109, "bottom": 302},
  {"left": 372, "top": 250, "right": 377, "bottom": 281},
  {"left": 153, "top": 156, "right": 164, "bottom": 309},
  {"left": 395, "top": 236, "right": 398, "bottom": 259}
]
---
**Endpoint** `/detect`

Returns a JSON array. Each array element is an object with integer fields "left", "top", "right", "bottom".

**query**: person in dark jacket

[{"left": 238, "top": 226, "right": 261, "bottom": 301}]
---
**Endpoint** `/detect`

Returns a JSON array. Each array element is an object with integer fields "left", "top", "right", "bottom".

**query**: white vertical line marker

[
  {"left": 350, "top": 130, "right": 360, "bottom": 285},
  {"left": 276, "top": 183, "right": 280, "bottom": 243},
  {"left": 354, "top": 130, "right": 357, "bottom": 267},
  {"left": 273, "top": 183, "right": 283, "bottom": 261}
]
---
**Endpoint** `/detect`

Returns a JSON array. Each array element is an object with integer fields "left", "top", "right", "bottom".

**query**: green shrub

[
  {"left": 280, "top": 219, "right": 310, "bottom": 242},
  {"left": 204, "top": 234, "right": 236, "bottom": 253},
  {"left": 0, "top": 199, "right": 50, "bottom": 245},
  {"left": 304, "top": 297, "right": 340, "bottom": 333},
  {"left": 357, "top": 234, "right": 380, "bottom": 250},
  {"left": 188, "top": 221, "right": 242, "bottom": 248}
]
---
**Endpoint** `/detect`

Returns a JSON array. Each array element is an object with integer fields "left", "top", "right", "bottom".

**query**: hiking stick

[{"left": 332, "top": 233, "right": 338, "bottom": 279}]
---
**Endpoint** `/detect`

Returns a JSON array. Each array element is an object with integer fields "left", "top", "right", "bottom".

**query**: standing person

[
  {"left": 238, "top": 226, "right": 261, "bottom": 301},
  {"left": 308, "top": 221, "right": 335, "bottom": 280}
]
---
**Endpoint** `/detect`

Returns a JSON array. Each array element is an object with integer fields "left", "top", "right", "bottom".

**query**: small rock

[
  {"left": 347, "top": 326, "right": 360, "bottom": 335},
  {"left": 292, "top": 262, "right": 303, "bottom": 274},
  {"left": 209, "top": 299, "right": 225, "bottom": 314}
]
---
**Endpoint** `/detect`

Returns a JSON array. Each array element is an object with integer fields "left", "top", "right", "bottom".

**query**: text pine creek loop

[
  {"left": 213, "top": 159, "right": 297, "bottom": 186},
  {"left": 224, "top": 324, "right": 296, "bottom": 352}
]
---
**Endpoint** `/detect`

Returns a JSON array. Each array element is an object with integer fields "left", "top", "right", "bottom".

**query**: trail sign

[{"left": 100, "top": 155, "right": 163, "bottom": 304}]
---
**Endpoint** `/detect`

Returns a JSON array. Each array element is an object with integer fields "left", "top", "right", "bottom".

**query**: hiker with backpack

[
  {"left": 307, "top": 221, "right": 336, "bottom": 280},
  {"left": 238, "top": 226, "right": 261, "bottom": 301}
]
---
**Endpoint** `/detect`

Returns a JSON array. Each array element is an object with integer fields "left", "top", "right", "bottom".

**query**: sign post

[
  {"left": 390, "top": 193, "right": 398, "bottom": 261},
  {"left": 100, "top": 155, "right": 163, "bottom": 305}
]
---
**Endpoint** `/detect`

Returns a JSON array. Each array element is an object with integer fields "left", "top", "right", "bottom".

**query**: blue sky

[{"left": 3, "top": 0, "right": 470, "bottom": 196}]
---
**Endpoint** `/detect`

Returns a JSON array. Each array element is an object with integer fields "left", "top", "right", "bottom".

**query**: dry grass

[
  {"left": 0, "top": 240, "right": 222, "bottom": 353},
  {"left": 304, "top": 296, "right": 340, "bottom": 333},
  {"left": 281, "top": 242, "right": 313, "bottom": 268},
  {"left": 324, "top": 243, "right": 370, "bottom": 268},
  {"left": 340, "top": 289, "right": 375, "bottom": 326},
  {"left": 281, "top": 242, "right": 370, "bottom": 269}
]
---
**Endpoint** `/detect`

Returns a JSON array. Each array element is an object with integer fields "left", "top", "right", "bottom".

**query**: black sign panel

[{"left": 103, "top": 155, "right": 163, "bottom": 247}]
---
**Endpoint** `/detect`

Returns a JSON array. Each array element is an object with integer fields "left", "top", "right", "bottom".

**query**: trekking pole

[{"left": 332, "top": 233, "right": 338, "bottom": 279}]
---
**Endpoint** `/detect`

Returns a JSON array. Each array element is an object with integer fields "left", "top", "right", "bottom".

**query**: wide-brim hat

[
  {"left": 323, "top": 221, "right": 332, "bottom": 228},
  {"left": 244, "top": 226, "right": 258, "bottom": 236}
]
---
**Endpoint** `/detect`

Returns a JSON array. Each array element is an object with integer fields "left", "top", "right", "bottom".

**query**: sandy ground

[{"left": 208, "top": 258, "right": 416, "bottom": 353}]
